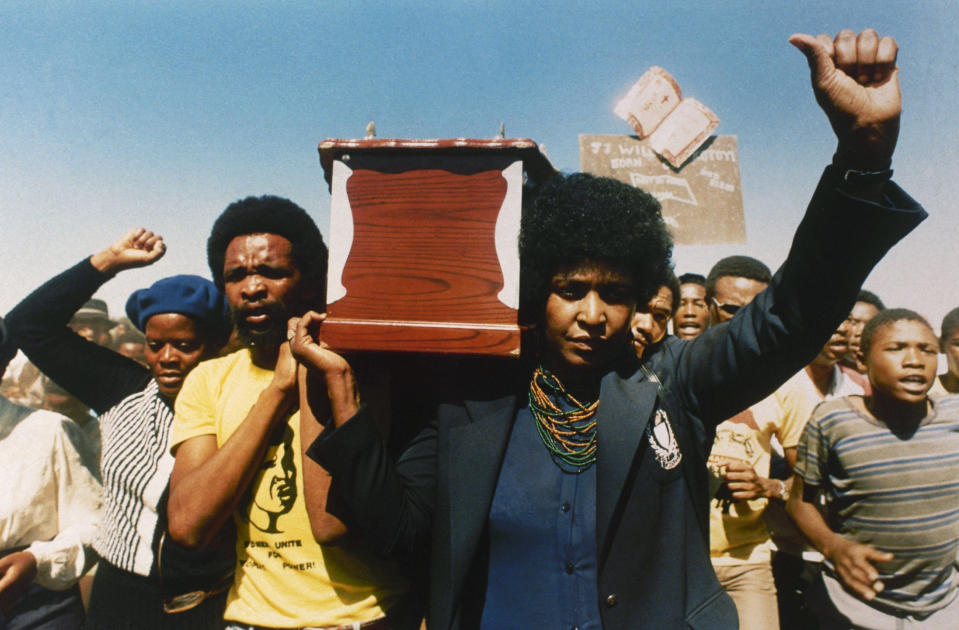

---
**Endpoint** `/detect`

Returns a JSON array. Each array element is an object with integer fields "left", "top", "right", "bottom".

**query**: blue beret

[{"left": 125, "top": 275, "right": 228, "bottom": 333}]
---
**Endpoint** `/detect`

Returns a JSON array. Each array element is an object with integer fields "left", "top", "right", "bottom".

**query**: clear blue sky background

[{"left": 3, "top": 1, "right": 958, "bottom": 333}]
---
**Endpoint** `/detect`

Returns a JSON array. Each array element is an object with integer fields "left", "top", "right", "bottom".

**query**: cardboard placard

[{"left": 579, "top": 134, "right": 745, "bottom": 245}]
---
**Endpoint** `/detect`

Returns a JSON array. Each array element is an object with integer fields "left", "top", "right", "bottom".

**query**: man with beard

[{"left": 167, "top": 196, "right": 408, "bottom": 630}]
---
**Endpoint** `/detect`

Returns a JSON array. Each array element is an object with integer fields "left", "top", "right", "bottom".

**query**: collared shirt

[
  {"left": 0, "top": 396, "right": 101, "bottom": 589},
  {"left": 482, "top": 405, "right": 602, "bottom": 630}
]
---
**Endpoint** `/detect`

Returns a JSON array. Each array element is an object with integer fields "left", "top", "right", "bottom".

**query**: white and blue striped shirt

[{"left": 94, "top": 380, "right": 175, "bottom": 576}]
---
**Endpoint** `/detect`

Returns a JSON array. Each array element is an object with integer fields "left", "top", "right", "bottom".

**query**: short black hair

[
  {"left": 518, "top": 173, "right": 672, "bottom": 323},
  {"left": 856, "top": 289, "right": 885, "bottom": 311},
  {"left": 678, "top": 272, "right": 706, "bottom": 288},
  {"left": 663, "top": 270, "right": 681, "bottom": 314},
  {"left": 207, "top": 195, "right": 328, "bottom": 309},
  {"left": 860, "top": 308, "right": 933, "bottom": 358},
  {"left": 941, "top": 307, "right": 959, "bottom": 346},
  {"left": 705, "top": 256, "right": 771, "bottom": 299}
]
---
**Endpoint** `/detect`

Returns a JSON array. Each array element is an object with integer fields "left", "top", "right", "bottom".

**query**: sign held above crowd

[{"left": 579, "top": 134, "right": 745, "bottom": 245}]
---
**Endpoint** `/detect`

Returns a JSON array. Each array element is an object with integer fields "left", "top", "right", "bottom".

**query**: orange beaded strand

[{"left": 528, "top": 366, "right": 599, "bottom": 468}]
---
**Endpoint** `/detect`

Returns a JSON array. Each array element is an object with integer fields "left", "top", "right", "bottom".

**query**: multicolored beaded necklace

[{"left": 528, "top": 365, "right": 599, "bottom": 468}]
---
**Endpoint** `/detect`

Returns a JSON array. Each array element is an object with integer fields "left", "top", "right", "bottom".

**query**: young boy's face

[{"left": 864, "top": 319, "right": 939, "bottom": 404}]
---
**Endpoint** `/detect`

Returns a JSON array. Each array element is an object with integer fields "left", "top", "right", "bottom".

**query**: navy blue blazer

[{"left": 310, "top": 167, "right": 925, "bottom": 630}]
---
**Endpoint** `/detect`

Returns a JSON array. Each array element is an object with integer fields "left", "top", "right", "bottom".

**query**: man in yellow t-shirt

[
  {"left": 708, "top": 397, "right": 798, "bottom": 630},
  {"left": 168, "top": 196, "right": 408, "bottom": 629}
]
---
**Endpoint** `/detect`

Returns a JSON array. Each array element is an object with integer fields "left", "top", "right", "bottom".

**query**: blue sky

[{"left": 3, "top": 1, "right": 958, "bottom": 331}]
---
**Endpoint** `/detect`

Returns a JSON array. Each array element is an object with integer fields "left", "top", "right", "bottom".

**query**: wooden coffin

[{"left": 317, "top": 138, "right": 555, "bottom": 356}]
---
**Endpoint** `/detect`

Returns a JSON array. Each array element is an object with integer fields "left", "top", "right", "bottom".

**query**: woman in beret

[{"left": 5, "top": 228, "right": 231, "bottom": 629}]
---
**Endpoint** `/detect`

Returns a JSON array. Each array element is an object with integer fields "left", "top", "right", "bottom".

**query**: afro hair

[
  {"left": 518, "top": 173, "right": 672, "bottom": 324},
  {"left": 207, "top": 195, "right": 328, "bottom": 309}
]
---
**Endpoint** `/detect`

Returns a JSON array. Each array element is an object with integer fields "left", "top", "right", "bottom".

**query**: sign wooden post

[{"left": 318, "top": 138, "right": 555, "bottom": 356}]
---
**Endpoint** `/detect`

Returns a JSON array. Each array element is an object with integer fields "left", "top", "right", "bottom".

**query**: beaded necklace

[{"left": 528, "top": 366, "right": 599, "bottom": 469}]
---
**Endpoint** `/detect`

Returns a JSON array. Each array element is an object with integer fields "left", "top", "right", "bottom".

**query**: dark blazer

[{"left": 310, "top": 167, "right": 925, "bottom": 630}]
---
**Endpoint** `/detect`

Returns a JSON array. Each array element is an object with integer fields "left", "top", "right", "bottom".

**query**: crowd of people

[{"left": 1, "top": 27, "right": 957, "bottom": 630}]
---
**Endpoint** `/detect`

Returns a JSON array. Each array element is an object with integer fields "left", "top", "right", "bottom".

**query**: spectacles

[{"left": 711, "top": 298, "right": 743, "bottom": 317}]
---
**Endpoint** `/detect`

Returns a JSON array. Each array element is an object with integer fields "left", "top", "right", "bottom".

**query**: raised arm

[
  {"left": 4, "top": 228, "right": 165, "bottom": 411},
  {"left": 790, "top": 29, "right": 900, "bottom": 180},
  {"left": 89, "top": 227, "right": 167, "bottom": 275},
  {"left": 289, "top": 312, "right": 362, "bottom": 428},
  {"left": 667, "top": 29, "right": 922, "bottom": 425},
  {"left": 166, "top": 340, "right": 298, "bottom": 549}
]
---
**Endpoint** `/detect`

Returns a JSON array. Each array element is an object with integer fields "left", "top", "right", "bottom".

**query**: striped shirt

[
  {"left": 796, "top": 394, "right": 959, "bottom": 615},
  {"left": 94, "top": 380, "right": 175, "bottom": 576}
]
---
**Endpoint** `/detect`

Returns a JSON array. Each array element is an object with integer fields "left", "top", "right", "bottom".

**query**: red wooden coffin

[{"left": 317, "top": 138, "right": 555, "bottom": 356}]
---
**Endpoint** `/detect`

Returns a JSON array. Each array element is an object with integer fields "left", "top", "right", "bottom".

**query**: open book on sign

[{"left": 613, "top": 66, "right": 719, "bottom": 168}]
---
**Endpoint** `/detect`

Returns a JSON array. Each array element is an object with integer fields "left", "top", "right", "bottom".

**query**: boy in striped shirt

[{"left": 788, "top": 309, "right": 959, "bottom": 629}]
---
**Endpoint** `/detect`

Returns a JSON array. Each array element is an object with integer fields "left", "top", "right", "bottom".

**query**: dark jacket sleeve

[
  {"left": 307, "top": 405, "right": 437, "bottom": 565},
  {"left": 663, "top": 165, "right": 926, "bottom": 427},
  {"left": 4, "top": 258, "right": 151, "bottom": 414}
]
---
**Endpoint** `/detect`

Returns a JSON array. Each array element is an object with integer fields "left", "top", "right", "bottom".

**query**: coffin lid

[{"left": 318, "top": 137, "right": 557, "bottom": 188}]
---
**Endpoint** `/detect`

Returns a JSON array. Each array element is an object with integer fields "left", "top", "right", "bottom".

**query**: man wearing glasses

[
  {"left": 705, "top": 256, "right": 771, "bottom": 325},
  {"left": 703, "top": 254, "right": 781, "bottom": 630}
]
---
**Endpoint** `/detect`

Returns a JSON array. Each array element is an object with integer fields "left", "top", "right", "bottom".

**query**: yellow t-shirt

[
  {"left": 171, "top": 349, "right": 407, "bottom": 628},
  {"left": 707, "top": 393, "right": 794, "bottom": 565}
]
